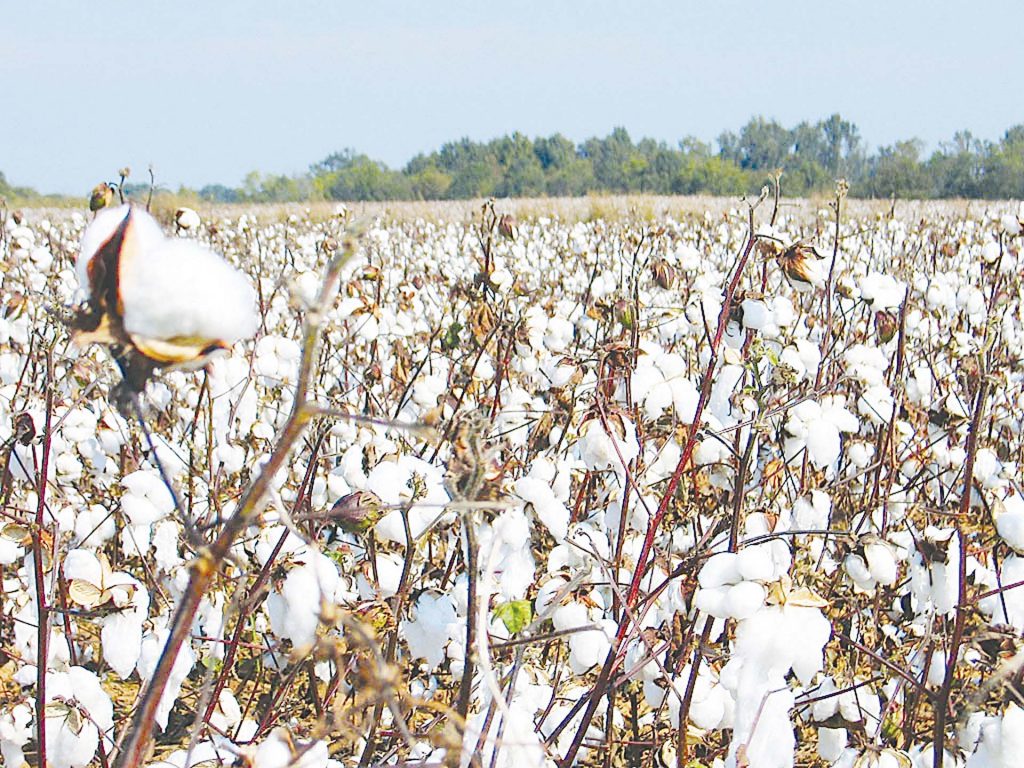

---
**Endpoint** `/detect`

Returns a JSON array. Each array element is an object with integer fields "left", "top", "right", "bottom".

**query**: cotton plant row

[{"left": 0, "top": 194, "right": 1022, "bottom": 768}]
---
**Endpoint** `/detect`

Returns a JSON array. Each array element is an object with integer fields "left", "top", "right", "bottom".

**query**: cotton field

[{"left": 2, "top": 191, "right": 1024, "bottom": 768}]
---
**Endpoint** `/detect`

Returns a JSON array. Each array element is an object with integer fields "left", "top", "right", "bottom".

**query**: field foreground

[{"left": 1, "top": 194, "right": 1023, "bottom": 768}]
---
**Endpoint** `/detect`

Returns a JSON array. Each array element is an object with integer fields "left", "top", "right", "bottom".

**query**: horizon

[{"left": 2, "top": 1, "right": 1021, "bottom": 195}]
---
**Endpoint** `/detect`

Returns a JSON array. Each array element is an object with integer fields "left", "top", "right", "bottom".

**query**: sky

[{"left": 1, "top": 1, "right": 1020, "bottom": 195}]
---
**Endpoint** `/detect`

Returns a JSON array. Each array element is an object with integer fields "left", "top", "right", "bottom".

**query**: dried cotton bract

[{"left": 72, "top": 204, "right": 258, "bottom": 389}]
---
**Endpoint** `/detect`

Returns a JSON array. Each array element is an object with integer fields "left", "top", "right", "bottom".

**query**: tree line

[{"left": 4, "top": 115, "right": 1024, "bottom": 204}]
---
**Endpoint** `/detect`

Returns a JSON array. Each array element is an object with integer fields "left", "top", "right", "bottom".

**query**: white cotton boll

[
  {"left": 724, "top": 581, "right": 766, "bottom": 619},
  {"left": 806, "top": 422, "right": 842, "bottom": 468},
  {"left": 699, "top": 552, "right": 741, "bottom": 589},
  {"left": 927, "top": 651, "right": 947, "bottom": 687},
  {"left": 728, "top": 682, "right": 794, "bottom": 768},
  {"left": 793, "top": 490, "right": 831, "bottom": 531},
  {"left": 996, "top": 493, "right": 1024, "bottom": 552},
  {"left": 673, "top": 378, "right": 700, "bottom": 423},
  {"left": 250, "top": 730, "right": 329, "bottom": 768},
  {"left": 818, "top": 727, "right": 847, "bottom": 763},
  {"left": 973, "top": 448, "right": 1002, "bottom": 488},
  {"left": 859, "top": 385, "right": 895, "bottom": 425},
  {"left": 364, "top": 552, "right": 404, "bottom": 597},
  {"left": 741, "top": 299, "right": 771, "bottom": 330},
  {"left": 844, "top": 553, "right": 875, "bottom": 590},
  {"left": 1000, "top": 215, "right": 1022, "bottom": 236},
  {"left": 515, "top": 476, "right": 569, "bottom": 540},
  {"left": 174, "top": 207, "right": 201, "bottom": 231},
  {"left": 837, "top": 682, "right": 880, "bottom": 725},
  {"left": 119, "top": 235, "right": 259, "bottom": 346},
  {"left": 736, "top": 546, "right": 775, "bottom": 582},
  {"left": 215, "top": 442, "right": 247, "bottom": 474},
  {"left": 401, "top": 593, "right": 457, "bottom": 670},
  {"left": 551, "top": 601, "right": 590, "bottom": 632},
  {"left": 366, "top": 455, "right": 451, "bottom": 544},
  {"left": 694, "top": 585, "right": 731, "bottom": 619},
  {"left": 858, "top": 273, "right": 906, "bottom": 310},
  {"left": 847, "top": 441, "right": 872, "bottom": 469},
  {"left": 137, "top": 625, "right": 196, "bottom": 730},
  {"left": 77, "top": 205, "right": 161, "bottom": 298},
  {"left": 864, "top": 541, "right": 898, "bottom": 585},
  {"left": 811, "top": 678, "right": 840, "bottom": 721},
  {"left": 102, "top": 608, "right": 146, "bottom": 678},
  {"left": 266, "top": 552, "right": 340, "bottom": 649},
  {"left": 576, "top": 416, "right": 640, "bottom": 473},
  {"left": 209, "top": 689, "right": 243, "bottom": 733},
  {"left": 568, "top": 619, "right": 613, "bottom": 674},
  {"left": 44, "top": 667, "right": 113, "bottom": 768}
]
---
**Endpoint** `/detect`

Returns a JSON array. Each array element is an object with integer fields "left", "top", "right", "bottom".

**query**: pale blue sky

[{"left": 2, "top": 1, "right": 1019, "bottom": 194}]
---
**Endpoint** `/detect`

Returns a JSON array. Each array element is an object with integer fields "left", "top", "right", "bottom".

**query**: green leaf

[
  {"left": 493, "top": 600, "right": 533, "bottom": 634},
  {"left": 441, "top": 321, "right": 463, "bottom": 352}
]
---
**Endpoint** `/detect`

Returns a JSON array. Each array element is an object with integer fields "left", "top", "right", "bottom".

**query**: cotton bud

[
  {"left": 650, "top": 258, "right": 677, "bottom": 289},
  {"left": 498, "top": 213, "right": 518, "bottom": 241},
  {"left": 330, "top": 490, "right": 386, "bottom": 534},
  {"left": 613, "top": 298, "right": 636, "bottom": 330},
  {"left": 874, "top": 310, "right": 898, "bottom": 343},
  {"left": 89, "top": 182, "right": 115, "bottom": 212}
]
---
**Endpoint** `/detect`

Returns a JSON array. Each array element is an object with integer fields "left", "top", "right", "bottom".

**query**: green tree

[{"left": 864, "top": 140, "right": 931, "bottom": 198}]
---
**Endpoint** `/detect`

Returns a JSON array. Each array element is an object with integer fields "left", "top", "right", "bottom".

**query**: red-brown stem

[{"left": 557, "top": 199, "right": 763, "bottom": 768}]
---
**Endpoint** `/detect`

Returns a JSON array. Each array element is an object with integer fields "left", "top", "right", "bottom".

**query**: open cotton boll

[
  {"left": 699, "top": 552, "right": 742, "bottom": 589},
  {"left": 137, "top": 624, "right": 196, "bottom": 730},
  {"left": 118, "top": 234, "right": 258, "bottom": 345},
  {"left": 858, "top": 273, "right": 906, "bottom": 310},
  {"left": 400, "top": 592, "right": 458, "bottom": 670},
  {"left": 863, "top": 540, "right": 898, "bottom": 585},
  {"left": 514, "top": 475, "right": 569, "bottom": 540},
  {"left": 76, "top": 205, "right": 163, "bottom": 300},
  {"left": 45, "top": 667, "right": 114, "bottom": 768},
  {"left": 248, "top": 729, "right": 330, "bottom": 768},
  {"left": 995, "top": 492, "right": 1024, "bottom": 552},
  {"left": 266, "top": 551, "right": 341, "bottom": 649},
  {"left": 576, "top": 415, "right": 640, "bottom": 473},
  {"left": 818, "top": 727, "right": 847, "bottom": 763},
  {"left": 365, "top": 455, "right": 452, "bottom": 544}
]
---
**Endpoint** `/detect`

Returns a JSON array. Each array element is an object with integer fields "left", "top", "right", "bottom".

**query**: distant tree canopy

[
  {"left": 237, "top": 116, "right": 1024, "bottom": 203},
  {"left": 7, "top": 115, "right": 1024, "bottom": 205}
]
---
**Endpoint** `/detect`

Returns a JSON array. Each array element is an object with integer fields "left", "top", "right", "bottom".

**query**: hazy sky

[{"left": 2, "top": 1, "right": 1020, "bottom": 194}]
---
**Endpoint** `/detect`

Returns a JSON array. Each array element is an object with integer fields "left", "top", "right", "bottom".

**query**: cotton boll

[
  {"left": 515, "top": 476, "right": 569, "bottom": 540},
  {"left": 576, "top": 416, "right": 640, "bottom": 474},
  {"left": 119, "top": 234, "right": 259, "bottom": 346},
  {"left": 699, "top": 553, "right": 741, "bottom": 589},
  {"left": 137, "top": 625, "right": 196, "bottom": 730},
  {"left": 401, "top": 593, "right": 457, "bottom": 670},
  {"left": 806, "top": 422, "right": 842, "bottom": 468},
  {"left": 736, "top": 546, "right": 775, "bottom": 582},
  {"left": 844, "top": 553, "right": 875, "bottom": 591},
  {"left": 694, "top": 585, "right": 731, "bottom": 619},
  {"left": 863, "top": 540, "right": 898, "bottom": 585},
  {"left": 818, "top": 727, "right": 847, "bottom": 763},
  {"left": 724, "top": 581, "right": 766, "bottom": 619},
  {"left": 996, "top": 492, "right": 1024, "bottom": 552},
  {"left": 249, "top": 729, "right": 329, "bottom": 768},
  {"left": 265, "top": 552, "right": 340, "bottom": 649},
  {"left": 740, "top": 299, "right": 771, "bottom": 330},
  {"left": 44, "top": 667, "right": 114, "bottom": 768}
]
